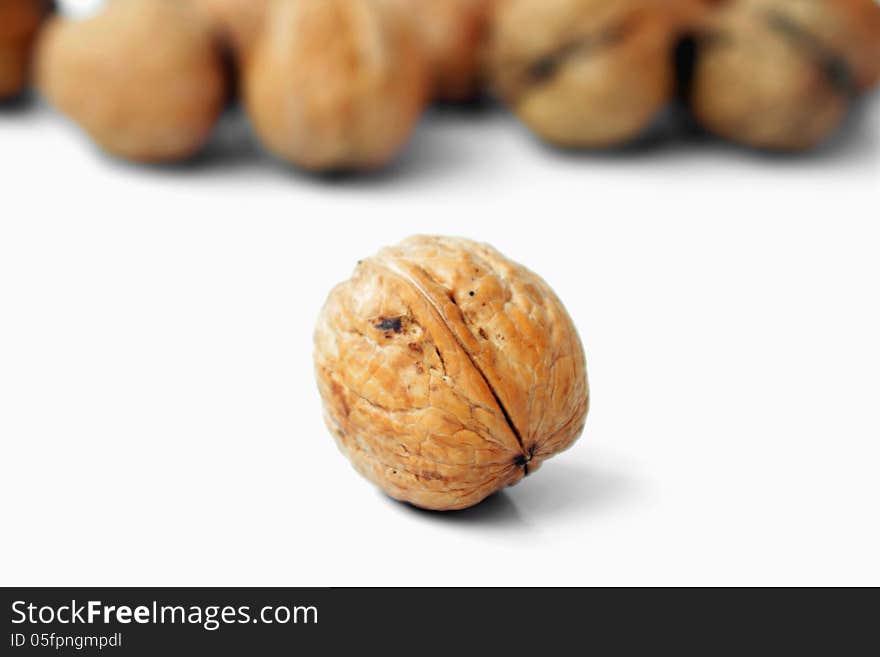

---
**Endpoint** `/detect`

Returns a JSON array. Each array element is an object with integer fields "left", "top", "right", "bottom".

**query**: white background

[{"left": 2, "top": 45, "right": 880, "bottom": 585}]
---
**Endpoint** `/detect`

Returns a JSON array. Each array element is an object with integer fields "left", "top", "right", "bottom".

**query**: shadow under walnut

[{"left": 314, "top": 235, "right": 590, "bottom": 512}]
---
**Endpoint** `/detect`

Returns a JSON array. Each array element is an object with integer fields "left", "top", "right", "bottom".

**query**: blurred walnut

[
  {"left": 190, "top": 0, "right": 269, "bottom": 56},
  {"left": 389, "top": 0, "right": 494, "bottom": 101},
  {"left": 0, "top": 0, "right": 53, "bottom": 100},
  {"left": 488, "top": 0, "right": 705, "bottom": 148},
  {"left": 36, "top": 0, "right": 226, "bottom": 162},
  {"left": 314, "top": 236, "right": 590, "bottom": 511},
  {"left": 244, "top": 0, "right": 429, "bottom": 172},
  {"left": 689, "top": 0, "right": 880, "bottom": 151}
]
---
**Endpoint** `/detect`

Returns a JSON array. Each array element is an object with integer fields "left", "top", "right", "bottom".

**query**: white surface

[{"left": 1, "top": 94, "right": 879, "bottom": 587}]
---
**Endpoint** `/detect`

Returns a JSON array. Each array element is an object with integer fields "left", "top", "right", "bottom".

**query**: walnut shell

[
  {"left": 689, "top": 0, "right": 880, "bottom": 151},
  {"left": 488, "top": 0, "right": 705, "bottom": 148},
  {"left": 389, "top": 0, "right": 494, "bottom": 102},
  {"left": 0, "top": 0, "right": 53, "bottom": 100},
  {"left": 243, "top": 0, "right": 429, "bottom": 172},
  {"left": 36, "top": 0, "right": 227, "bottom": 162},
  {"left": 314, "top": 236, "right": 590, "bottom": 511}
]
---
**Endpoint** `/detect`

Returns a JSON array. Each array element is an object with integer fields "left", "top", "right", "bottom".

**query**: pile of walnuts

[{"left": 2, "top": 0, "right": 879, "bottom": 167}]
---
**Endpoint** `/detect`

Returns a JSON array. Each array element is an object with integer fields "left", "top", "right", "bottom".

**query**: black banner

[{"left": 1, "top": 588, "right": 876, "bottom": 654}]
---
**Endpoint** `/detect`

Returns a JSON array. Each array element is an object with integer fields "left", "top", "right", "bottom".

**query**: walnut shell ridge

[{"left": 314, "top": 236, "right": 590, "bottom": 511}]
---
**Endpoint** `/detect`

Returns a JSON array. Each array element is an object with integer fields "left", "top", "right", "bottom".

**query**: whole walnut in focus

[
  {"left": 689, "top": 0, "right": 880, "bottom": 151},
  {"left": 389, "top": 0, "right": 494, "bottom": 101},
  {"left": 488, "top": 0, "right": 705, "bottom": 148},
  {"left": 36, "top": 0, "right": 227, "bottom": 162},
  {"left": 314, "top": 236, "right": 590, "bottom": 511},
  {"left": 190, "top": 0, "right": 269, "bottom": 56},
  {"left": 0, "top": 0, "right": 53, "bottom": 100},
  {"left": 244, "top": 0, "right": 429, "bottom": 172}
]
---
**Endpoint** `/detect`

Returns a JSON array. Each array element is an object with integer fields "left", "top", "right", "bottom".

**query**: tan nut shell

[
  {"left": 314, "top": 236, "right": 590, "bottom": 511},
  {"left": 690, "top": 0, "right": 880, "bottom": 151},
  {"left": 244, "top": 0, "right": 429, "bottom": 172},
  {"left": 0, "top": 0, "right": 53, "bottom": 99},
  {"left": 488, "top": 0, "right": 704, "bottom": 147},
  {"left": 389, "top": 0, "right": 493, "bottom": 101},
  {"left": 36, "top": 0, "right": 226, "bottom": 162}
]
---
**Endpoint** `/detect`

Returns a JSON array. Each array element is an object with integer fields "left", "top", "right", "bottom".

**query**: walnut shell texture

[
  {"left": 0, "top": 0, "right": 53, "bottom": 99},
  {"left": 36, "top": 0, "right": 226, "bottom": 162},
  {"left": 314, "top": 236, "right": 590, "bottom": 511},
  {"left": 690, "top": 0, "right": 880, "bottom": 150},
  {"left": 244, "top": 0, "right": 429, "bottom": 172},
  {"left": 488, "top": 0, "right": 705, "bottom": 147}
]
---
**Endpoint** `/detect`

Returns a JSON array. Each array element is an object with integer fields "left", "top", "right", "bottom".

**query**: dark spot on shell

[
  {"left": 513, "top": 454, "right": 528, "bottom": 468},
  {"left": 408, "top": 342, "right": 423, "bottom": 353},
  {"left": 479, "top": 328, "right": 489, "bottom": 340},
  {"left": 823, "top": 55, "right": 855, "bottom": 93},
  {"left": 375, "top": 317, "right": 403, "bottom": 333},
  {"left": 469, "top": 290, "right": 475, "bottom": 297},
  {"left": 528, "top": 54, "right": 560, "bottom": 83}
]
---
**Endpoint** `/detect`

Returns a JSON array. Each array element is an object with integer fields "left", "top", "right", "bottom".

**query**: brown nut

[
  {"left": 0, "top": 0, "right": 54, "bottom": 100},
  {"left": 190, "top": 0, "right": 269, "bottom": 56},
  {"left": 689, "top": 0, "right": 880, "bottom": 151},
  {"left": 244, "top": 0, "right": 429, "bottom": 172},
  {"left": 314, "top": 235, "right": 590, "bottom": 511},
  {"left": 388, "top": 0, "right": 494, "bottom": 102},
  {"left": 36, "top": 0, "right": 227, "bottom": 163},
  {"left": 488, "top": 0, "right": 704, "bottom": 148}
]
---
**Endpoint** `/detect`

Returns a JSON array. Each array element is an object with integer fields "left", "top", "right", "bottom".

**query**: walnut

[
  {"left": 688, "top": 0, "right": 880, "bottom": 150},
  {"left": 388, "top": 0, "right": 494, "bottom": 102},
  {"left": 243, "top": 0, "right": 430, "bottom": 172},
  {"left": 314, "top": 236, "right": 590, "bottom": 511},
  {"left": 487, "top": 0, "right": 705, "bottom": 148},
  {"left": 0, "top": 0, "right": 54, "bottom": 100},
  {"left": 35, "top": 0, "right": 227, "bottom": 162}
]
